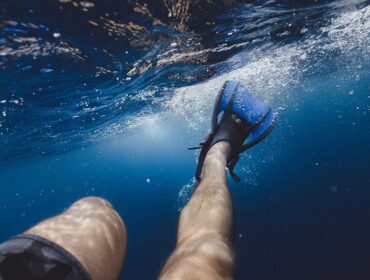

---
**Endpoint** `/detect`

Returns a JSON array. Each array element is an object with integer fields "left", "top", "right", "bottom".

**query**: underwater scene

[{"left": 0, "top": 0, "right": 369, "bottom": 279}]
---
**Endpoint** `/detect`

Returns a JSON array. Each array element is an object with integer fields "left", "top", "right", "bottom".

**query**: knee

[
  {"left": 68, "top": 197, "right": 126, "bottom": 232},
  {"left": 72, "top": 196, "right": 113, "bottom": 209},
  {"left": 160, "top": 237, "right": 234, "bottom": 280},
  {"left": 67, "top": 196, "right": 125, "bottom": 228}
]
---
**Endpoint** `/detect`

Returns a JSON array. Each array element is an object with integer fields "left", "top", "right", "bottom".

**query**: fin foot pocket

[{"left": 193, "top": 80, "right": 276, "bottom": 182}]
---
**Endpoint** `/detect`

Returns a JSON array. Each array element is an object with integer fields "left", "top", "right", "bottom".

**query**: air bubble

[{"left": 80, "top": 1, "right": 94, "bottom": 8}]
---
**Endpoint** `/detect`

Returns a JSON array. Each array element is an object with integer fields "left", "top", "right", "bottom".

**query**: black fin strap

[
  {"left": 188, "top": 133, "right": 214, "bottom": 150},
  {"left": 188, "top": 146, "right": 201, "bottom": 150},
  {"left": 190, "top": 135, "right": 242, "bottom": 182},
  {"left": 193, "top": 132, "right": 217, "bottom": 181}
]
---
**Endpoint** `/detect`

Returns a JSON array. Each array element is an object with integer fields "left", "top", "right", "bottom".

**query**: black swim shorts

[{"left": 0, "top": 234, "right": 91, "bottom": 280}]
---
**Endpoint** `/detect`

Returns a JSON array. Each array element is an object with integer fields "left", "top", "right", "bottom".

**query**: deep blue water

[{"left": 1, "top": 0, "right": 370, "bottom": 279}]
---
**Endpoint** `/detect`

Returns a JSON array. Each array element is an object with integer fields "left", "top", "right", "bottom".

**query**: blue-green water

[{"left": 1, "top": 0, "right": 370, "bottom": 279}]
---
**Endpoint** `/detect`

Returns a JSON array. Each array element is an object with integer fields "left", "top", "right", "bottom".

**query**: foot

[
  {"left": 196, "top": 111, "right": 252, "bottom": 182},
  {"left": 199, "top": 141, "right": 231, "bottom": 181},
  {"left": 193, "top": 80, "right": 275, "bottom": 182}
]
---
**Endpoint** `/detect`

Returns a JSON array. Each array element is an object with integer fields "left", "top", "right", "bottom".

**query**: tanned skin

[
  {"left": 158, "top": 141, "right": 234, "bottom": 280},
  {"left": 23, "top": 141, "right": 234, "bottom": 280},
  {"left": 26, "top": 197, "right": 127, "bottom": 280}
]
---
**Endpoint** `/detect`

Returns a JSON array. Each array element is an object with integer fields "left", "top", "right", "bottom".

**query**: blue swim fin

[{"left": 192, "top": 80, "right": 276, "bottom": 182}]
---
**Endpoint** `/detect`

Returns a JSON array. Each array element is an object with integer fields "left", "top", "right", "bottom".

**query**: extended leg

[
  {"left": 26, "top": 196, "right": 127, "bottom": 280},
  {"left": 159, "top": 141, "right": 234, "bottom": 280}
]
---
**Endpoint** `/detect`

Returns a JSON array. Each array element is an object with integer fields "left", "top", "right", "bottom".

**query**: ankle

[
  {"left": 200, "top": 141, "right": 231, "bottom": 181},
  {"left": 206, "top": 141, "right": 231, "bottom": 161}
]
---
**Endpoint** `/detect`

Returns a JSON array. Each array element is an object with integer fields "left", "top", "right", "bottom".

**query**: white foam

[
  {"left": 176, "top": 178, "right": 196, "bottom": 210},
  {"left": 164, "top": 4, "right": 370, "bottom": 129},
  {"left": 95, "top": 3, "right": 370, "bottom": 144}
]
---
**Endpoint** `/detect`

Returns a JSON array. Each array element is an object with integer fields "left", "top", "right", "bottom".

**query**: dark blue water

[{"left": 1, "top": 0, "right": 370, "bottom": 279}]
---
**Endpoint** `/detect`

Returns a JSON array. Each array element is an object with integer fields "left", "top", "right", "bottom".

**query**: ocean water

[{"left": 1, "top": 0, "right": 370, "bottom": 279}]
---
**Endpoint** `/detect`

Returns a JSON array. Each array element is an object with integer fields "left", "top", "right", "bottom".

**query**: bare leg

[
  {"left": 26, "top": 196, "right": 127, "bottom": 280},
  {"left": 159, "top": 141, "right": 234, "bottom": 280}
]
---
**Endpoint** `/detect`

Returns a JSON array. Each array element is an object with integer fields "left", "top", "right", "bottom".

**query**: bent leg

[
  {"left": 159, "top": 141, "right": 234, "bottom": 280},
  {"left": 26, "top": 196, "right": 127, "bottom": 280}
]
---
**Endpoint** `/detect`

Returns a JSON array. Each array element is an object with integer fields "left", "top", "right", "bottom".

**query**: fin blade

[
  {"left": 219, "top": 81, "right": 270, "bottom": 125},
  {"left": 241, "top": 110, "right": 276, "bottom": 152}
]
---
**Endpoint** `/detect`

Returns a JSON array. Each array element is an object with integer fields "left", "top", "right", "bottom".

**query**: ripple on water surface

[{"left": 0, "top": 0, "right": 369, "bottom": 164}]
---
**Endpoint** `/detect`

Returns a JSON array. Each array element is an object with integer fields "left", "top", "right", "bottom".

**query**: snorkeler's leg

[
  {"left": 25, "top": 196, "right": 127, "bottom": 280},
  {"left": 158, "top": 141, "right": 234, "bottom": 280}
]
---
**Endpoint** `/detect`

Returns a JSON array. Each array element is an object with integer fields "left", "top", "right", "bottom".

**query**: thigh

[{"left": 25, "top": 197, "right": 127, "bottom": 280}]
